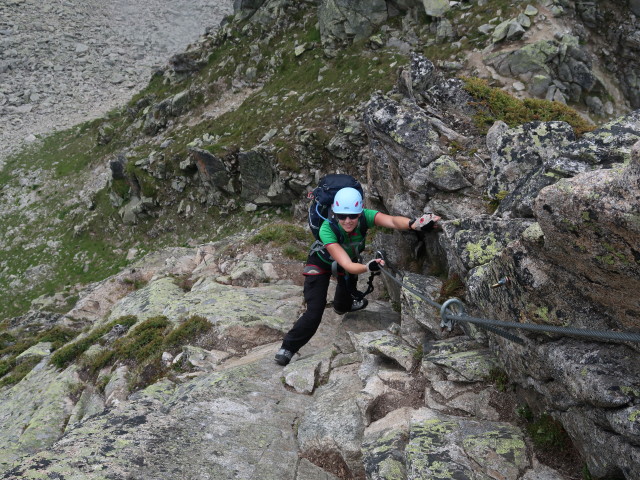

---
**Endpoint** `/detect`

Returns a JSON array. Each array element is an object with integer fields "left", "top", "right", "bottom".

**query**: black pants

[{"left": 280, "top": 273, "right": 357, "bottom": 354}]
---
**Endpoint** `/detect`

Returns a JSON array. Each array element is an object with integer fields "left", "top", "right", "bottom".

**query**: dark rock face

[
  {"left": 190, "top": 148, "right": 231, "bottom": 190},
  {"left": 576, "top": 0, "right": 640, "bottom": 108},
  {"left": 364, "top": 95, "right": 444, "bottom": 213},
  {"left": 534, "top": 146, "right": 640, "bottom": 329}
]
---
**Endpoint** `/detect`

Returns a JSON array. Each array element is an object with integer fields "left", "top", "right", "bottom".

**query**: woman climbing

[{"left": 275, "top": 186, "right": 440, "bottom": 366}]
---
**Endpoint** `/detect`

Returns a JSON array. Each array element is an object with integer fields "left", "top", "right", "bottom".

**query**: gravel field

[{"left": 0, "top": 0, "right": 232, "bottom": 167}]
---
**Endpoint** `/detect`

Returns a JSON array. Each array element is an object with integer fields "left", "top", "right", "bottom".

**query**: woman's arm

[
  {"left": 374, "top": 212, "right": 413, "bottom": 230},
  {"left": 374, "top": 212, "right": 441, "bottom": 231},
  {"left": 325, "top": 243, "right": 369, "bottom": 274}
]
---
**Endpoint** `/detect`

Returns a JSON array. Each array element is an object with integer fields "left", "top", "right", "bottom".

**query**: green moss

[
  {"left": 620, "top": 386, "right": 640, "bottom": 397},
  {"left": 524, "top": 413, "right": 572, "bottom": 452},
  {"left": 535, "top": 306, "right": 549, "bottom": 322},
  {"left": 462, "top": 428, "right": 527, "bottom": 469},
  {"left": 124, "top": 162, "right": 158, "bottom": 198},
  {"left": 487, "top": 190, "right": 509, "bottom": 212},
  {"left": 377, "top": 457, "right": 405, "bottom": 479},
  {"left": 463, "top": 77, "right": 595, "bottom": 135},
  {"left": 487, "top": 367, "right": 511, "bottom": 392}
]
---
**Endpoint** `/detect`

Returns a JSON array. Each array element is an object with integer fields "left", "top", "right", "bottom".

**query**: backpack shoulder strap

[
  {"left": 358, "top": 214, "right": 369, "bottom": 238},
  {"left": 329, "top": 220, "right": 344, "bottom": 245}
]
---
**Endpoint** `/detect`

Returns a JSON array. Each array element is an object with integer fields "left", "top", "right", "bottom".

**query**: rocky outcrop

[
  {"left": 362, "top": 53, "right": 640, "bottom": 478},
  {"left": 318, "top": 0, "right": 389, "bottom": 55},
  {"left": 485, "top": 35, "right": 605, "bottom": 110},
  {"left": 574, "top": 0, "right": 640, "bottom": 109}
]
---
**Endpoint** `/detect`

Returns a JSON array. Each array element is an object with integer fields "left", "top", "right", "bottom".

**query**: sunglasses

[{"left": 336, "top": 213, "right": 360, "bottom": 220}]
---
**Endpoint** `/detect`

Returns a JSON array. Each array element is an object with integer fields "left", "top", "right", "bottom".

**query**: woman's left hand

[{"left": 411, "top": 213, "right": 441, "bottom": 231}]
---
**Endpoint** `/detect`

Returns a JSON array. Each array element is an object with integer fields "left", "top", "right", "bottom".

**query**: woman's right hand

[{"left": 366, "top": 259, "right": 384, "bottom": 272}]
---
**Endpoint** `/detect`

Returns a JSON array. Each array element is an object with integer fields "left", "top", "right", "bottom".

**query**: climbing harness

[{"left": 375, "top": 254, "right": 640, "bottom": 345}]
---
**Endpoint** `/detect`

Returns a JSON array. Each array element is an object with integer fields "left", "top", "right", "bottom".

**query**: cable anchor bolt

[
  {"left": 491, "top": 276, "right": 511, "bottom": 288},
  {"left": 440, "top": 298, "right": 466, "bottom": 332}
]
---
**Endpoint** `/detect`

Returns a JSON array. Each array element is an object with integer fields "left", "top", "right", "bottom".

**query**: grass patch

[
  {"left": 82, "top": 315, "right": 214, "bottom": 390},
  {"left": 163, "top": 315, "right": 212, "bottom": 351},
  {"left": 0, "top": 357, "right": 41, "bottom": 387},
  {"left": 51, "top": 315, "right": 138, "bottom": 369},
  {"left": 463, "top": 77, "right": 595, "bottom": 135},
  {"left": 0, "top": 326, "right": 80, "bottom": 384},
  {"left": 250, "top": 222, "right": 311, "bottom": 261},
  {"left": 250, "top": 222, "right": 310, "bottom": 245},
  {"left": 282, "top": 244, "right": 308, "bottom": 261}
]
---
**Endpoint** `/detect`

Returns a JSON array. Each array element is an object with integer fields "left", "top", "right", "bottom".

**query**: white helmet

[{"left": 332, "top": 187, "right": 363, "bottom": 214}]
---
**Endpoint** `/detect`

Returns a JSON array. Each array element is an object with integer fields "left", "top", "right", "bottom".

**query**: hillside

[{"left": 1, "top": 1, "right": 639, "bottom": 479}]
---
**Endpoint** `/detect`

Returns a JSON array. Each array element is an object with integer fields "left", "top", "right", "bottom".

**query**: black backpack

[{"left": 307, "top": 174, "right": 368, "bottom": 245}]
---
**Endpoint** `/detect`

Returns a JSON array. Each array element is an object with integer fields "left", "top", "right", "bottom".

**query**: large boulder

[
  {"left": 362, "top": 408, "right": 557, "bottom": 480},
  {"left": 533, "top": 140, "right": 640, "bottom": 329},
  {"left": 297, "top": 369, "right": 366, "bottom": 478},
  {"left": 238, "top": 149, "right": 296, "bottom": 205},
  {"left": 489, "top": 110, "right": 640, "bottom": 218},
  {"left": 486, "top": 120, "right": 576, "bottom": 217},
  {"left": 189, "top": 148, "right": 232, "bottom": 191},
  {"left": 318, "top": 0, "right": 388, "bottom": 53}
]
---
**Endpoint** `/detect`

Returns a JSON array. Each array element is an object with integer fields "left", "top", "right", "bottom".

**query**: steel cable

[{"left": 378, "top": 265, "right": 640, "bottom": 344}]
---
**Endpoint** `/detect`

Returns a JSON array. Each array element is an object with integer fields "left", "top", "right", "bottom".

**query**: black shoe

[
  {"left": 350, "top": 298, "right": 368, "bottom": 312},
  {"left": 275, "top": 348, "right": 293, "bottom": 366},
  {"left": 333, "top": 305, "right": 347, "bottom": 315},
  {"left": 333, "top": 298, "right": 368, "bottom": 315}
]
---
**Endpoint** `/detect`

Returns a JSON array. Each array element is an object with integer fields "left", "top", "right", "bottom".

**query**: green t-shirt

[{"left": 317, "top": 208, "right": 378, "bottom": 263}]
